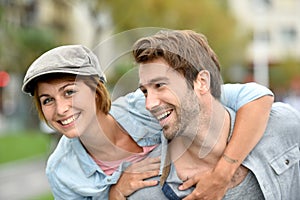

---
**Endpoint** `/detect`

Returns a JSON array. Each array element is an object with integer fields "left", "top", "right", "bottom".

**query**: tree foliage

[
  {"left": 0, "top": 5, "right": 57, "bottom": 73},
  {"left": 98, "top": 0, "right": 248, "bottom": 81},
  {"left": 270, "top": 58, "right": 300, "bottom": 89},
  {"left": 0, "top": 25, "right": 57, "bottom": 73},
  {"left": 0, "top": 0, "right": 248, "bottom": 80}
]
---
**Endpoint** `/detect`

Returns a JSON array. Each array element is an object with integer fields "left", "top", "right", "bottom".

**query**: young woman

[{"left": 22, "top": 45, "right": 273, "bottom": 199}]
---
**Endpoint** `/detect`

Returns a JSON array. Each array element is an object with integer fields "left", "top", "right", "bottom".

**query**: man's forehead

[{"left": 139, "top": 62, "right": 182, "bottom": 81}]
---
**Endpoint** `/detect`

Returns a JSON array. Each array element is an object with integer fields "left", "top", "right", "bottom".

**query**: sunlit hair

[
  {"left": 33, "top": 73, "right": 111, "bottom": 122},
  {"left": 132, "top": 30, "right": 222, "bottom": 99}
]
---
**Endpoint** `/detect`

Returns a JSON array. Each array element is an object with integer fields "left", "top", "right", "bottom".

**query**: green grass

[
  {"left": 0, "top": 130, "right": 55, "bottom": 200},
  {"left": 29, "top": 192, "right": 54, "bottom": 200},
  {"left": 0, "top": 130, "right": 52, "bottom": 164}
]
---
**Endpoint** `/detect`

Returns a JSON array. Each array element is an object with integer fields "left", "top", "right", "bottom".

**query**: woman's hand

[
  {"left": 109, "top": 157, "right": 161, "bottom": 199},
  {"left": 179, "top": 163, "right": 233, "bottom": 200}
]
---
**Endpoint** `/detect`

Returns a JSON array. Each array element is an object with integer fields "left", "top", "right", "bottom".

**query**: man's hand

[{"left": 109, "top": 157, "right": 160, "bottom": 199}]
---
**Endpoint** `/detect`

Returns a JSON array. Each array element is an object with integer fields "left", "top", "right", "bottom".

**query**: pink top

[{"left": 93, "top": 145, "right": 158, "bottom": 175}]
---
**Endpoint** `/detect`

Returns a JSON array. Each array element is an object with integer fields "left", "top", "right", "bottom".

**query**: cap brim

[{"left": 22, "top": 70, "right": 99, "bottom": 96}]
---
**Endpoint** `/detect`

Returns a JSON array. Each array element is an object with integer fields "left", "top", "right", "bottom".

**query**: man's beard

[{"left": 164, "top": 89, "right": 201, "bottom": 142}]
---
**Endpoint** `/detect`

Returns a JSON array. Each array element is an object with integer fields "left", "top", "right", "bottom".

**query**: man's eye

[
  {"left": 140, "top": 89, "right": 148, "bottom": 97},
  {"left": 155, "top": 83, "right": 165, "bottom": 88}
]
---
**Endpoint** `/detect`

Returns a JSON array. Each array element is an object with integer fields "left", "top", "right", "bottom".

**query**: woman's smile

[{"left": 38, "top": 78, "right": 98, "bottom": 138}]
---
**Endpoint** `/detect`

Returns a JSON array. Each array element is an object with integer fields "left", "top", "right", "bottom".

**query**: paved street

[{"left": 0, "top": 157, "right": 52, "bottom": 200}]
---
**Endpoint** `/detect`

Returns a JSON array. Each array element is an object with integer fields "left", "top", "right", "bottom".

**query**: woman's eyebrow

[
  {"left": 58, "top": 82, "right": 76, "bottom": 92},
  {"left": 38, "top": 82, "right": 76, "bottom": 99},
  {"left": 39, "top": 94, "right": 50, "bottom": 99}
]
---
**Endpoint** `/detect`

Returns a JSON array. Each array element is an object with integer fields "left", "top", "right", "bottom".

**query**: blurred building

[
  {"left": 1, "top": 0, "right": 108, "bottom": 46},
  {"left": 229, "top": 0, "right": 300, "bottom": 63},
  {"left": 228, "top": 0, "right": 300, "bottom": 88}
]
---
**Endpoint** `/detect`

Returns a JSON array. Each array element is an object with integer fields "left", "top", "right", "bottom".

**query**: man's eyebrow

[{"left": 139, "top": 77, "right": 169, "bottom": 88}]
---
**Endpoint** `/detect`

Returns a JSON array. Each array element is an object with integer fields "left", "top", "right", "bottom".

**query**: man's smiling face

[{"left": 139, "top": 58, "right": 200, "bottom": 141}]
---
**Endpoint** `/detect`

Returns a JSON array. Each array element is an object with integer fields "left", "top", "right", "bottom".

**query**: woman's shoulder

[{"left": 46, "top": 136, "right": 72, "bottom": 169}]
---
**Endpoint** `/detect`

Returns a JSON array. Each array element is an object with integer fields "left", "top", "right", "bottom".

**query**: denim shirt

[
  {"left": 46, "top": 82, "right": 273, "bottom": 200},
  {"left": 130, "top": 103, "right": 300, "bottom": 200}
]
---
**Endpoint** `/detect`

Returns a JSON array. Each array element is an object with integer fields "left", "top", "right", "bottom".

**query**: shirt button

[
  {"left": 285, "top": 159, "right": 290, "bottom": 165},
  {"left": 107, "top": 178, "right": 111, "bottom": 182}
]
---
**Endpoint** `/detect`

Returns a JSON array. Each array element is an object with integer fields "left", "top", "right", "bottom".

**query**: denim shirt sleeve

[
  {"left": 47, "top": 162, "right": 131, "bottom": 200},
  {"left": 220, "top": 82, "right": 274, "bottom": 111},
  {"left": 47, "top": 176, "right": 89, "bottom": 200},
  {"left": 46, "top": 137, "right": 132, "bottom": 200},
  {"left": 110, "top": 89, "right": 162, "bottom": 146}
]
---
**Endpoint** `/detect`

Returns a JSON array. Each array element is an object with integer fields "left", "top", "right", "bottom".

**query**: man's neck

[{"left": 170, "top": 101, "right": 231, "bottom": 180}]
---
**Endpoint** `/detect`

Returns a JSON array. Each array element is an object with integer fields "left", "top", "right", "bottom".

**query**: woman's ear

[{"left": 194, "top": 70, "right": 210, "bottom": 94}]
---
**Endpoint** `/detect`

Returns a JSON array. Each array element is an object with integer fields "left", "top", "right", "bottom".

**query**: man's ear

[{"left": 194, "top": 70, "right": 210, "bottom": 94}]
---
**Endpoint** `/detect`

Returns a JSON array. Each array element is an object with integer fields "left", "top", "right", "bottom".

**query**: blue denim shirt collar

[{"left": 71, "top": 138, "right": 100, "bottom": 177}]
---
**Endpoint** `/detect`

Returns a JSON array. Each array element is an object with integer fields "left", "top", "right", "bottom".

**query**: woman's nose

[{"left": 55, "top": 99, "right": 70, "bottom": 115}]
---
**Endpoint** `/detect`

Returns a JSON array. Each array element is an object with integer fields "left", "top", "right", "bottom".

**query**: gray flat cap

[{"left": 22, "top": 44, "right": 106, "bottom": 96}]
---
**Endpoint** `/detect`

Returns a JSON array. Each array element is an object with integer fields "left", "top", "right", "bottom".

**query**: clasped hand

[
  {"left": 110, "top": 157, "right": 160, "bottom": 199},
  {"left": 179, "top": 169, "right": 231, "bottom": 200}
]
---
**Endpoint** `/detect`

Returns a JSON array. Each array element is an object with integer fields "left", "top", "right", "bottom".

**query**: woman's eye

[
  {"left": 65, "top": 90, "right": 76, "bottom": 96},
  {"left": 42, "top": 98, "right": 53, "bottom": 105}
]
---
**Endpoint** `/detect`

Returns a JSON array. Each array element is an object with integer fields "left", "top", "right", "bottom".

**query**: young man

[{"left": 126, "top": 30, "right": 300, "bottom": 200}]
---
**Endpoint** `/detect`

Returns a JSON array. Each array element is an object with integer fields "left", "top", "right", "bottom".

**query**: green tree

[
  {"left": 270, "top": 58, "right": 300, "bottom": 89},
  {"left": 0, "top": 5, "right": 57, "bottom": 73},
  {"left": 96, "top": 0, "right": 248, "bottom": 81}
]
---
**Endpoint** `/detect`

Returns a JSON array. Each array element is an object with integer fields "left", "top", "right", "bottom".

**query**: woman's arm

[
  {"left": 180, "top": 82, "right": 274, "bottom": 200},
  {"left": 216, "top": 95, "right": 274, "bottom": 179},
  {"left": 216, "top": 82, "right": 274, "bottom": 181}
]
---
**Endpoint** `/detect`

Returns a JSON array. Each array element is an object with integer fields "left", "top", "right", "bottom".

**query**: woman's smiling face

[{"left": 37, "top": 77, "right": 98, "bottom": 138}]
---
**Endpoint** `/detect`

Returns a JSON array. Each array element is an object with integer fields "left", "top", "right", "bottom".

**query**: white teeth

[
  {"left": 157, "top": 111, "right": 171, "bottom": 121},
  {"left": 61, "top": 116, "right": 76, "bottom": 125}
]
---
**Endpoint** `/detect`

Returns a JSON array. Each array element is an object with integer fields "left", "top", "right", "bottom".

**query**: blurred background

[{"left": 0, "top": 0, "right": 299, "bottom": 199}]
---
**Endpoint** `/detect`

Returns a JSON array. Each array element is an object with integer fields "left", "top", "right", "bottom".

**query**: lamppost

[
  {"left": 253, "top": 27, "right": 269, "bottom": 87},
  {"left": 252, "top": 0, "right": 270, "bottom": 88}
]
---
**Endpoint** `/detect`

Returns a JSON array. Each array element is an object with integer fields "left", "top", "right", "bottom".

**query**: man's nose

[{"left": 145, "top": 90, "right": 161, "bottom": 111}]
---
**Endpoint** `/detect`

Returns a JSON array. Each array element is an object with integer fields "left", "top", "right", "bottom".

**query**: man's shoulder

[
  {"left": 251, "top": 102, "right": 300, "bottom": 155},
  {"left": 270, "top": 102, "right": 300, "bottom": 127},
  {"left": 272, "top": 102, "right": 300, "bottom": 113}
]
